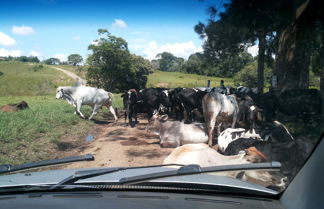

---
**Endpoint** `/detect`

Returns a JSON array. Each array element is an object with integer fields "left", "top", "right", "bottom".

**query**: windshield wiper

[
  {"left": 50, "top": 162, "right": 281, "bottom": 189},
  {"left": 119, "top": 161, "right": 282, "bottom": 184},
  {"left": 50, "top": 163, "right": 185, "bottom": 190},
  {"left": 0, "top": 154, "right": 94, "bottom": 175}
]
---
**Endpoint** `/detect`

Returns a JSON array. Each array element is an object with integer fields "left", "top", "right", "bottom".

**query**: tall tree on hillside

[
  {"left": 87, "top": 29, "right": 150, "bottom": 92},
  {"left": 195, "top": 0, "right": 293, "bottom": 93},
  {"left": 44, "top": 57, "right": 60, "bottom": 65},
  {"left": 67, "top": 54, "right": 83, "bottom": 66}
]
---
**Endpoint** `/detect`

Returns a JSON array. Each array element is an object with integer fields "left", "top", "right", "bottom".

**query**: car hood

[{"left": 0, "top": 166, "right": 278, "bottom": 195}]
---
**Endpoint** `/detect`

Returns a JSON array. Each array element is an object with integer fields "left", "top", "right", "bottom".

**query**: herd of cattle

[
  {"left": 52, "top": 84, "right": 322, "bottom": 188},
  {"left": 0, "top": 83, "right": 321, "bottom": 190},
  {"left": 120, "top": 85, "right": 322, "bottom": 187},
  {"left": 9, "top": 84, "right": 313, "bottom": 189}
]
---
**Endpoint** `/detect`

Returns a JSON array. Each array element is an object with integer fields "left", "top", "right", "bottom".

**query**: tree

[
  {"left": 233, "top": 61, "right": 272, "bottom": 88},
  {"left": 44, "top": 57, "right": 60, "bottom": 65},
  {"left": 195, "top": 0, "right": 293, "bottom": 93},
  {"left": 274, "top": 0, "right": 324, "bottom": 92},
  {"left": 155, "top": 52, "right": 183, "bottom": 72},
  {"left": 87, "top": 29, "right": 150, "bottom": 92},
  {"left": 129, "top": 54, "right": 153, "bottom": 90},
  {"left": 67, "top": 54, "right": 83, "bottom": 66}
]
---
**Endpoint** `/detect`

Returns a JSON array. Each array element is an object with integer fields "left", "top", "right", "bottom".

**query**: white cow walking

[{"left": 56, "top": 85, "right": 118, "bottom": 121}]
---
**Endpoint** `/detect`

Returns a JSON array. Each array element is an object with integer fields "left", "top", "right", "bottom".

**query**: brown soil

[{"left": 59, "top": 113, "right": 174, "bottom": 169}]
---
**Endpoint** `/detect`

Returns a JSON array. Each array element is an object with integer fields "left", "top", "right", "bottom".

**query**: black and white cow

[
  {"left": 121, "top": 88, "right": 170, "bottom": 126},
  {"left": 222, "top": 120, "right": 294, "bottom": 155},
  {"left": 56, "top": 85, "right": 118, "bottom": 121},
  {"left": 175, "top": 88, "right": 208, "bottom": 123}
]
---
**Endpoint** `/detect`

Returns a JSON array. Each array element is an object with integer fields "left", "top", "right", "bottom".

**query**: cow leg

[
  {"left": 108, "top": 105, "right": 118, "bottom": 122},
  {"left": 76, "top": 101, "right": 85, "bottom": 118},
  {"left": 205, "top": 112, "right": 217, "bottom": 147},
  {"left": 88, "top": 104, "right": 101, "bottom": 120},
  {"left": 231, "top": 110, "right": 239, "bottom": 128}
]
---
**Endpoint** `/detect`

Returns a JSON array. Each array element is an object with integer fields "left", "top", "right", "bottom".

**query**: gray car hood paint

[{"left": 0, "top": 166, "right": 278, "bottom": 195}]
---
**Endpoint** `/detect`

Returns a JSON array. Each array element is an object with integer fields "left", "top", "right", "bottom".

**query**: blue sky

[{"left": 0, "top": 0, "right": 225, "bottom": 61}]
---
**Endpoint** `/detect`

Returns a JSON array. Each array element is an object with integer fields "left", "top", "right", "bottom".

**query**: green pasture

[
  {"left": 0, "top": 62, "right": 74, "bottom": 96},
  {"left": 147, "top": 70, "right": 234, "bottom": 88}
]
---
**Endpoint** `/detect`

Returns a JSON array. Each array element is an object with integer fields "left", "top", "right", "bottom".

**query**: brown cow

[{"left": 0, "top": 101, "right": 29, "bottom": 112}]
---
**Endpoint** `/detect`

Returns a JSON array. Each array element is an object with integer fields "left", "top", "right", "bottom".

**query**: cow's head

[
  {"left": 146, "top": 111, "right": 168, "bottom": 133},
  {"left": 55, "top": 87, "right": 64, "bottom": 99},
  {"left": 16, "top": 101, "right": 29, "bottom": 110},
  {"left": 160, "top": 89, "right": 170, "bottom": 106},
  {"left": 122, "top": 89, "right": 138, "bottom": 113}
]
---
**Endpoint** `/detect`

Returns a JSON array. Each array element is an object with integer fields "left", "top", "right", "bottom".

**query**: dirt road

[
  {"left": 51, "top": 66, "right": 86, "bottom": 85},
  {"left": 61, "top": 114, "right": 174, "bottom": 169}
]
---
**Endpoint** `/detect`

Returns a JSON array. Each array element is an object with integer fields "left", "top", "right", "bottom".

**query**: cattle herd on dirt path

[{"left": 3, "top": 83, "right": 321, "bottom": 191}]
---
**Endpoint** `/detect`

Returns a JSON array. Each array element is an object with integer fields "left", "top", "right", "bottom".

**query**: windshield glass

[{"left": 0, "top": 0, "right": 323, "bottom": 195}]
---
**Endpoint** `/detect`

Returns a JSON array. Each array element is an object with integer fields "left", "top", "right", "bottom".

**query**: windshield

[{"left": 0, "top": 0, "right": 323, "bottom": 196}]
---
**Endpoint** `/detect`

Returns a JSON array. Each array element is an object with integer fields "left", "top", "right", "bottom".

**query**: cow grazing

[
  {"left": 202, "top": 91, "right": 239, "bottom": 146},
  {"left": 146, "top": 113, "right": 208, "bottom": 148},
  {"left": 163, "top": 143, "right": 287, "bottom": 189},
  {"left": 56, "top": 85, "right": 117, "bottom": 121},
  {"left": 0, "top": 101, "right": 29, "bottom": 112}
]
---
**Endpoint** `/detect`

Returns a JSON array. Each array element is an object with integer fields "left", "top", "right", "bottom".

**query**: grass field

[
  {"left": 0, "top": 96, "right": 96, "bottom": 164},
  {"left": 56, "top": 65, "right": 234, "bottom": 89},
  {"left": 147, "top": 70, "right": 234, "bottom": 88},
  {"left": 0, "top": 61, "right": 74, "bottom": 96}
]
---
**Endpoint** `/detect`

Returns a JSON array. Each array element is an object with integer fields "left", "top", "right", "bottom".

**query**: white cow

[
  {"left": 163, "top": 143, "right": 287, "bottom": 189},
  {"left": 146, "top": 113, "right": 208, "bottom": 148},
  {"left": 56, "top": 85, "right": 118, "bottom": 121}
]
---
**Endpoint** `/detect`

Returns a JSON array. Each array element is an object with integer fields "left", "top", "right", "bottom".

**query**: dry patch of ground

[{"left": 60, "top": 114, "right": 174, "bottom": 169}]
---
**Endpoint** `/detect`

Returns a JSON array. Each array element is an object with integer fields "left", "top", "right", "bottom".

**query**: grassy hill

[
  {"left": 147, "top": 70, "right": 234, "bottom": 88},
  {"left": 0, "top": 62, "right": 94, "bottom": 164},
  {"left": 0, "top": 61, "right": 75, "bottom": 96},
  {"left": 56, "top": 65, "right": 234, "bottom": 89}
]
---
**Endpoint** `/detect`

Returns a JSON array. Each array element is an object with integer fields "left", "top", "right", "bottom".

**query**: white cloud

[
  {"left": 247, "top": 44, "right": 258, "bottom": 57},
  {"left": 29, "top": 50, "right": 44, "bottom": 59},
  {"left": 12, "top": 25, "right": 35, "bottom": 35},
  {"left": 0, "top": 32, "right": 16, "bottom": 46},
  {"left": 139, "top": 41, "right": 203, "bottom": 60},
  {"left": 112, "top": 19, "right": 127, "bottom": 28},
  {"left": 0, "top": 48, "right": 24, "bottom": 57},
  {"left": 73, "top": 35, "right": 81, "bottom": 40},
  {"left": 54, "top": 54, "right": 67, "bottom": 62}
]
